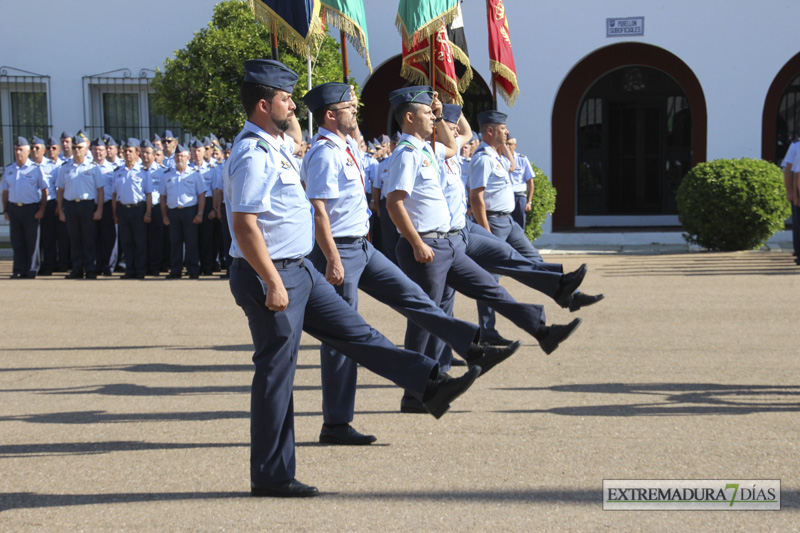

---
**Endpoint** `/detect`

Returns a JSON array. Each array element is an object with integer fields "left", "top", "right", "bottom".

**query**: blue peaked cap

[
  {"left": 442, "top": 104, "right": 462, "bottom": 124},
  {"left": 477, "top": 110, "right": 508, "bottom": 126},
  {"left": 303, "top": 82, "right": 350, "bottom": 113},
  {"left": 244, "top": 59, "right": 298, "bottom": 92},
  {"left": 388, "top": 85, "right": 434, "bottom": 110}
]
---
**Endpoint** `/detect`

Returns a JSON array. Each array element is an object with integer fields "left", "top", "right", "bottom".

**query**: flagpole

[
  {"left": 340, "top": 30, "right": 349, "bottom": 83},
  {"left": 308, "top": 50, "right": 313, "bottom": 136},
  {"left": 270, "top": 19, "right": 279, "bottom": 60},
  {"left": 430, "top": 34, "right": 436, "bottom": 154}
]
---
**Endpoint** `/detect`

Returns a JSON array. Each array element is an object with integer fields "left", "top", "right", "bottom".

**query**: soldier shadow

[
  {"left": 3, "top": 488, "right": 797, "bottom": 511},
  {"left": 597, "top": 253, "right": 800, "bottom": 277},
  {"left": 0, "top": 440, "right": 247, "bottom": 459},
  {"left": 5, "top": 383, "right": 396, "bottom": 397},
  {"left": 495, "top": 383, "right": 800, "bottom": 416}
]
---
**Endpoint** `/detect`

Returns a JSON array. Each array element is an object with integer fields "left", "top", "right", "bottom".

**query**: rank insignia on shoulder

[
  {"left": 256, "top": 140, "right": 270, "bottom": 153},
  {"left": 280, "top": 160, "right": 291, "bottom": 169}
]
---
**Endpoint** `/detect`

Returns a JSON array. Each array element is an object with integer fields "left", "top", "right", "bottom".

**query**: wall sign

[{"left": 607, "top": 17, "right": 644, "bottom": 38}]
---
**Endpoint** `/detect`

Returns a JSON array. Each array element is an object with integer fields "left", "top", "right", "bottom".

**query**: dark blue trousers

[
  {"left": 167, "top": 207, "right": 200, "bottom": 276},
  {"left": 198, "top": 199, "right": 216, "bottom": 273},
  {"left": 307, "top": 239, "right": 478, "bottom": 424},
  {"left": 39, "top": 199, "right": 59, "bottom": 273},
  {"left": 8, "top": 203, "right": 40, "bottom": 277},
  {"left": 146, "top": 205, "right": 165, "bottom": 274},
  {"left": 63, "top": 200, "right": 97, "bottom": 274},
  {"left": 512, "top": 193, "right": 527, "bottom": 229},
  {"left": 220, "top": 204, "right": 232, "bottom": 273},
  {"left": 229, "top": 257, "right": 436, "bottom": 486},
  {"left": 379, "top": 198, "right": 399, "bottom": 265},
  {"left": 96, "top": 201, "right": 117, "bottom": 272},
  {"left": 396, "top": 236, "right": 545, "bottom": 360},
  {"left": 792, "top": 203, "right": 800, "bottom": 257},
  {"left": 118, "top": 204, "right": 147, "bottom": 276}
]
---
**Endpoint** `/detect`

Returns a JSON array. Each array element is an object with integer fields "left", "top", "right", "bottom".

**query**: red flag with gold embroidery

[
  {"left": 487, "top": 0, "right": 519, "bottom": 106},
  {"left": 400, "top": 21, "right": 462, "bottom": 104}
]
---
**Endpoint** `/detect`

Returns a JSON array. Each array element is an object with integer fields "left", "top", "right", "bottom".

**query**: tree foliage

[
  {"left": 676, "top": 158, "right": 789, "bottom": 251},
  {"left": 524, "top": 163, "right": 557, "bottom": 242},
  {"left": 151, "top": 0, "right": 353, "bottom": 141}
]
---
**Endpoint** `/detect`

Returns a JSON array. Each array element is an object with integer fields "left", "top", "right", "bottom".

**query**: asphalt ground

[{"left": 1, "top": 251, "right": 799, "bottom": 531}]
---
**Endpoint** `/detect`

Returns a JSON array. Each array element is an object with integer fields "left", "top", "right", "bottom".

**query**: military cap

[
  {"left": 60, "top": 131, "right": 72, "bottom": 140},
  {"left": 104, "top": 136, "right": 118, "bottom": 147},
  {"left": 378, "top": 134, "right": 390, "bottom": 144},
  {"left": 140, "top": 139, "right": 154, "bottom": 149},
  {"left": 202, "top": 136, "right": 212, "bottom": 146},
  {"left": 392, "top": 131, "right": 401, "bottom": 142},
  {"left": 189, "top": 139, "right": 204, "bottom": 149},
  {"left": 471, "top": 131, "right": 479, "bottom": 142},
  {"left": 162, "top": 130, "right": 175, "bottom": 140},
  {"left": 243, "top": 59, "right": 298, "bottom": 92},
  {"left": 14, "top": 136, "right": 30, "bottom": 147},
  {"left": 152, "top": 133, "right": 161, "bottom": 142},
  {"left": 477, "top": 110, "right": 508, "bottom": 126},
  {"left": 90, "top": 137, "right": 105, "bottom": 148},
  {"left": 31, "top": 135, "right": 45, "bottom": 145},
  {"left": 367, "top": 142, "right": 376, "bottom": 151},
  {"left": 388, "top": 85, "right": 434, "bottom": 110},
  {"left": 73, "top": 132, "right": 90, "bottom": 145},
  {"left": 122, "top": 138, "right": 140, "bottom": 148},
  {"left": 175, "top": 143, "right": 190, "bottom": 154},
  {"left": 46, "top": 136, "right": 59, "bottom": 146},
  {"left": 225, "top": 142, "right": 232, "bottom": 150},
  {"left": 441, "top": 104, "right": 462, "bottom": 125},
  {"left": 302, "top": 82, "right": 350, "bottom": 113},
  {"left": 209, "top": 133, "right": 218, "bottom": 142}
]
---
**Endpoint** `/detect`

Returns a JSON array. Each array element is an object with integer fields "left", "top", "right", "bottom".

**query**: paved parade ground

[{"left": 1, "top": 251, "right": 799, "bottom": 531}]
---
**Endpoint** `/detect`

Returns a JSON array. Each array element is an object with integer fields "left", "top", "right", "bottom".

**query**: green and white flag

[
  {"left": 396, "top": 0, "right": 459, "bottom": 47},
  {"left": 321, "top": 0, "right": 372, "bottom": 72}
]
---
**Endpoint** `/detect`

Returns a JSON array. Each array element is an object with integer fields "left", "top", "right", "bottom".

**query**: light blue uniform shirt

[
  {"left": 40, "top": 158, "right": 63, "bottom": 200},
  {"left": 163, "top": 154, "right": 176, "bottom": 169},
  {"left": 191, "top": 161, "right": 216, "bottom": 198},
  {"left": 141, "top": 164, "right": 164, "bottom": 205},
  {"left": 301, "top": 127, "right": 370, "bottom": 238},
  {"left": 224, "top": 121, "right": 312, "bottom": 261},
  {"left": 2, "top": 159, "right": 47, "bottom": 203},
  {"left": 441, "top": 152, "right": 468, "bottom": 231},
  {"left": 55, "top": 159, "right": 104, "bottom": 201},
  {"left": 113, "top": 163, "right": 152, "bottom": 205},
  {"left": 95, "top": 160, "right": 115, "bottom": 203},
  {"left": 376, "top": 157, "right": 392, "bottom": 198},
  {"left": 385, "top": 133, "right": 450, "bottom": 234},
  {"left": 158, "top": 166, "right": 206, "bottom": 209},
  {"left": 509, "top": 152, "right": 535, "bottom": 193},
  {"left": 469, "top": 142, "right": 515, "bottom": 214}
]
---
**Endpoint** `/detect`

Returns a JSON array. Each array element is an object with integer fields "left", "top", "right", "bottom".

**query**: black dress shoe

[
  {"left": 188, "top": 273, "right": 200, "bottom": 279},
  {"left": 122, "top": 272, "right": 136, "bottom": 279},
  {"left": 400, "top": 395, "right": 428, "bottom": 414},
  {"left": 319, "top": 423, "right": 377, "bottom": 445},
  {"left": 450, "top": 358, "right": 467, "bottom": 367},
  {"left": 38, "top": 270, "right": 53, "bottom": 276},
  {"left": 167, "top": 271, "right": 182, "bottom": 279},
  {"left": 554, "top": 264, "right": 588, "bottom": 308},
  {"left": 535, "top": 318, "right": 582, "bottom": 355},
  {"left": 568, "top": 291, "right": 605, "bottom": 312},
  {"left": 101, "top": 268, "right": 113, "bottom": 277},
  {"left": 251, "top": 478, "right": 319, "bottom": 498},
  {"left": 467, "top": 340, "right": 522, "bottom": 376},
  {"left": 84, "top": 271, "right": 98, "bottom": 279},
  {"left": 479, "top": 332, "right": 514, "bottom": 346},
  {"left": 9, "top": 273, "right": 22, "bottom": 279},
  {"left": 423, "top": 366, "right": 482, "bottom": 419},
  {"left": 65, "top": 270, "right": 84, "bottom": 279}
]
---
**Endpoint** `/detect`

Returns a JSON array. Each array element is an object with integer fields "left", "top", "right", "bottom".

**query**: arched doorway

[
  {"left": 761, "top": 52, "right": 800, "bottom": 164},
  {"left": 359, "top": 54, "right": 493, "bottom": 140},
  {"left": 552, "top": 43, "right": 707, "bottom": 229}
]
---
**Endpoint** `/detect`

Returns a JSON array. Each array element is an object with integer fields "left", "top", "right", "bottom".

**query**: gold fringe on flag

[
  {"left": 395, "top": 4, "right": 459, "bottom": 48},
  {"left": 322, "top": 6, "right": 372, "bottom": 73},
  {"left": 450, "top": 44, "right": 473, "bottom": 92},
  {"left": 249, "top": 0, "right": 325, "bottom": 58},
  {"left": 490, "top": 59, "right": 520, "bottom": 107}
]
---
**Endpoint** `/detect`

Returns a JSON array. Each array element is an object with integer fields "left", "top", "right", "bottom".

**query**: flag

[
  {"left": 396, "top": 0, "right": 459, "bottom": 48},
  {"left": 321, "top": 0, "right": 372, "bottom": 73},
  {"left": 400, "top": 22, "right": 463, "bottom": 104},
  {"left": 250, "top": 0, "right": 324, "bottom": 58},
  {"left": 486, "top": 0, "right": 519, "bottom": 106},
  {"left": 446, "top": 2, "right": 472, "bottom": 91}
]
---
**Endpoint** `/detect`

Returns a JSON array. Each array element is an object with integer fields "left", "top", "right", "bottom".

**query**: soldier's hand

[
  {"left": 265, "top": 282, "right": 289, "bottom": 312},
  {"left": 34, "top": 210, "right": 45, "bottom": 220},
  {"left": 325, "top": 258, "right": 345, "bottom": 286},
  {"left": 430, "top": 92, "right": 442, "bottom": 118},
  {"left": 92, "top": 210, "right": 102, "bottom": 221},
  {"left": 193, "top": 213, "right": 203, "bottom": 224},
  {"left": 208, "top": 209, "right": 216, "bottom": 220},
  {"left": 58, "top": 212, "right": 66, "bottom": 223},
  {"left": 413, "top": 242, "right": 435, "bottom": 263},
  {"left": 3, "top": 213, "right": 8, "bottom": 222},
  {"left": 163, "top": 216, "right": 170, "bottom": 226}
]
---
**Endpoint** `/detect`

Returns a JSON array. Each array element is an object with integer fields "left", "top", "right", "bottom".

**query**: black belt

[
  {"left": 11, "top": 202, "right": 38, "bottom": 207},
  {"left": 66, "top": 198, "right": 92, "bottom": 203},
  {"left": 486, "top": 211, "right": 511, "bottom": 217},
  {"left": 233, "top": 256, "right": 303, "bottom": 270},
  {"left": 333, "top": 236, "right": 366, "bottom": 245},
  {"left": 169, "top": 205, "right": 196, "bottom": 210},
  {"left": 120, "top": 202, "right": 145, "bottom": 208}
]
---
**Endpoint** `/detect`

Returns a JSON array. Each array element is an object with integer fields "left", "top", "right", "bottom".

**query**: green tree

[{"left": 151, "top": 0, "right": 353, "bottom": 141}]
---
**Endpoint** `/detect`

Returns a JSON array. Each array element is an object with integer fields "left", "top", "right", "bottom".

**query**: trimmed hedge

[
  {"left": 676, "top": 158, "right": 789, "bottom": 251},
  {"left": 524, "top": 163, "right": 557, "bottom": 242}
]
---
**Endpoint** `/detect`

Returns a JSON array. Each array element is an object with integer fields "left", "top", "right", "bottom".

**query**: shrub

[
  {"left": 524, "top": 163, "right": 557, "bottom": 241},
  {"left": 676, "top": 158, "right": 789, "bottom": 251}
]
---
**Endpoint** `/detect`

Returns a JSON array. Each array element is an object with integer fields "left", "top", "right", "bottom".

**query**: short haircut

[
  {"left": 393, "top": 102, "right": 424, "bottom": 128},
  {"left": 311, "top": 104, "right": 333, "bottom": 127},
  {"left": 241, "top": 82, "right": 278, "bottom": 117}
]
